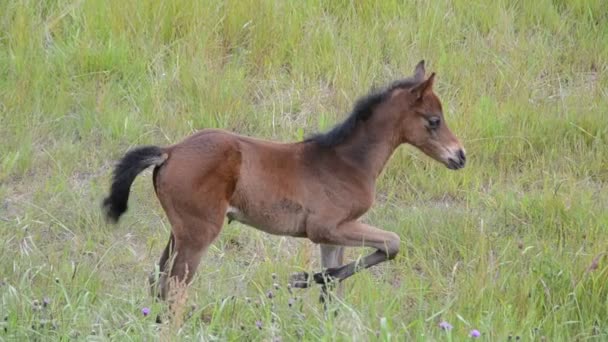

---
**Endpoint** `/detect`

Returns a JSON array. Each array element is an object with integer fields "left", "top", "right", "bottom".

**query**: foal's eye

[{"left": 427, "top": 116, "right": 441, "bottom": 130}]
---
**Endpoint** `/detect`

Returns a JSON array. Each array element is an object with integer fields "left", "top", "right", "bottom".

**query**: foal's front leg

[
  {"left": 315, "top": 222, "right": 400, "bottom": 283},
  {"left": 319, "top": 244, "right": 344, "bottom": 304},
  {"left": 291, "top": 222, "right": 400, "bottom": 287}
]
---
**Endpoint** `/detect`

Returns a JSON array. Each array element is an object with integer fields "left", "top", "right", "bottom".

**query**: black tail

[{"left": 102, "top": 145, "right": 167, "bottom": 223}]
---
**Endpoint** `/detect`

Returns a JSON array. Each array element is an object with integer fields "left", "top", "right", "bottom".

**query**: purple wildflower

[
  {"left": 42, "top": 297, "right": 50, "bottom": 308},
  {"left": 470, "top": 329, "right": 481, "bottom": 338},
  {"left": 266, "top": 290, "right": 274, "bottom": 299},
  {"left": 141, "top": 307, "right": 150, "bottom": 316},
  {"left": 439, "top": 321, "right": 453, "bottom": 331},
  {"left": 255, "top": 320, "right": 263, "bottom": 329}
]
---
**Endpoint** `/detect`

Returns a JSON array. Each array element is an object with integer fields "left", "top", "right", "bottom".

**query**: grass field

[{"left": 1, "top": 0, "right": 607, "bottom": 340}]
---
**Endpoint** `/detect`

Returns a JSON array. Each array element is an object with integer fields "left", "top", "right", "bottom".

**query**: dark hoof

[
  {"left": 289, "top": 272, "right": 310, "bottom": 288},
  {"left": 313, "top": 271, "right": 336, "bottom": 285}
]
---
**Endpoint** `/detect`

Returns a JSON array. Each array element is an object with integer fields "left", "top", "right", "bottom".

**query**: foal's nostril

[{"left": 447, "top": 149, "right": 466, "bottom": 170}]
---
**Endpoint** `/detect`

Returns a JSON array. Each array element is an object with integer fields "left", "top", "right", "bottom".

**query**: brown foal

[{"left": 102, "top": 61, "right": 466, "bottom": 301}]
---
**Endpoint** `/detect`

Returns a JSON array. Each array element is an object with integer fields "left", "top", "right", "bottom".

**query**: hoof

[
  {"left": 289, "top": 272, "right": 310, "bottom": 288},
  {"left": 313, "top": 271, "right": 336, "bottom": 285}
]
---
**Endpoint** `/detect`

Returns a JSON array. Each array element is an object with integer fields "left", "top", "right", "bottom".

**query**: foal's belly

[{"left": 225, "top": 200, "right": 309, "bottom": 238}]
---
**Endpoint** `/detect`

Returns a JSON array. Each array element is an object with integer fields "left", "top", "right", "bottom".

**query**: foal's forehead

[
  {"left": 389, "top": 85, "right": 444, "bottom": 114},
  {"left": 424, "top": 91, "right": 443, "bottom": 112}
]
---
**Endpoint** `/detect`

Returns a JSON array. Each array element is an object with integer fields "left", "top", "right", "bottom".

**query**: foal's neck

[{"left": 333, "top": 114, "right": 401, "bottom": 181}]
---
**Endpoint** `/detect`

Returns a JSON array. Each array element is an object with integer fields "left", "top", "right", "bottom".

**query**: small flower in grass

[
  {"left": 42, "top": 297, "right": 50, "bottom": 308},
  {"left": 141, "top": 307, "right": 150, "bottom": 317},
  {"left": 439, "top": 321, "right": 453, "bottom": 331},
  {"left": 470, "top": 329, "right": 481, "bottom": 338},
  {"left": 273, "top": 283, "right": 280, "bottom": 290},
  {"left": 267, "top": 290, "right": 274, "bottom": 299},
  {"left": 288, "top": 297, "right": 295, "bottom": 308},
  {"left": 255, "top": 320, "right": 263, "bottom": 330}
]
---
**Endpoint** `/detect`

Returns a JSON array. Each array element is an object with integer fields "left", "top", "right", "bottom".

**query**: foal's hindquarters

[{"left": 148, "top": 131, "right": 242, "bottom": 300}]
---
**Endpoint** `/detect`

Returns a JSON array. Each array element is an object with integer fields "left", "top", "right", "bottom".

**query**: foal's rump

[{"left": 102, "top": 129, "right": 241, "bottom": 225}]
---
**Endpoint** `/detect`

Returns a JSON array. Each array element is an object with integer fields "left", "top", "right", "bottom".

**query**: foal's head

[{"left": 388, "top": 61, "right": 466, "bottom": 170}]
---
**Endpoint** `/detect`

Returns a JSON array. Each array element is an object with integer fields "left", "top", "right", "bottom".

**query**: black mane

[{"left": 306, "top": 77, "right": 420, "bottom": 147}]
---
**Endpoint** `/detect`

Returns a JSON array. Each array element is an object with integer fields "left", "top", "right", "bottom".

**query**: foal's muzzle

[{"left": 446, "top": 149, "right": 466, "bottom": 170}]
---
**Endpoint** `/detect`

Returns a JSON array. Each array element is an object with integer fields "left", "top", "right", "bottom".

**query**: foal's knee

[{"left": 385, "top": 233, "right": 401, "bottom": 260}]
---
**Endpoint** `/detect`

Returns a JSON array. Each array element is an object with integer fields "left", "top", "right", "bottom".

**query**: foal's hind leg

[
  {"left": 149, "top": 233, "right": 174, "bottom": 300},
  {"left": 311, "top": 222, "right": 400, "bottom": 285},
  {"left": 166, "top": 212, "right": 224, "bottom": 293},
  {"left": 154, "top": 194, "right": 227, "bottom": 305},
  {"left": 152, "top": 215, "right": 223, "bottom": 324}
]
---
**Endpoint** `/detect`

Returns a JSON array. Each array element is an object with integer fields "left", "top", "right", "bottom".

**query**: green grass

[{"left": 1, "top": 0, "right": 607, "bottom": 340}]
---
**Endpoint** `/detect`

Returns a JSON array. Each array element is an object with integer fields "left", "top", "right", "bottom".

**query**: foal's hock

[{"left": 102, "top": 61, "right": 466, "bottom": 300}]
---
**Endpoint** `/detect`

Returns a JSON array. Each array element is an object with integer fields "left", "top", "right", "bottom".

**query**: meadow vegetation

[{"left": 1, "top": 0, "right": 607, "bottom": 340}]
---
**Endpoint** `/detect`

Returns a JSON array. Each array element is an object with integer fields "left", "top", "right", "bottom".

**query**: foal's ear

[
  {"left": 414, "top": 60, "right": 425, "bottom": 81},
  {"left": 410, "top": 72, "right": 436, "bottom": 99}
]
